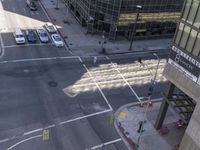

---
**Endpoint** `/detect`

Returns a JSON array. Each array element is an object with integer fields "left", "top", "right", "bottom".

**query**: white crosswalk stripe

[{"left": 63, "top": 59, "right": 167, "bottom": 95}]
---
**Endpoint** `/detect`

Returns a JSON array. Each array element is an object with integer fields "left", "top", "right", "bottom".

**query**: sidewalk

[
  {"left": 40, "top": 0, "right": 171, "bottom": 56},
  {"left": 114, "top": 100, "right": 185, "bottom": 150}
]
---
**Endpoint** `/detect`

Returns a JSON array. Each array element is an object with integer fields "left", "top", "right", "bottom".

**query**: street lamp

[
  {"left": 136, "top": 53, "right": 160, "bottom": 149},
  {"left": 152, "top": 53, "right": 160, "bottom": 84},
  {"left": 129, "top": 5, "right": 142, "bottom": 51}
]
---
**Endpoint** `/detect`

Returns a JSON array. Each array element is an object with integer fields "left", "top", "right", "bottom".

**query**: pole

[
  {"left": 153, "top": 53, "right": 160, "bottom": 83},
  {"left": 129, "top": 6, "right": 141, "bottom": 51}
]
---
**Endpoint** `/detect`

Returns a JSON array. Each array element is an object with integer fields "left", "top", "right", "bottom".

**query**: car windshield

[
  {"left": 54, "top": 36, "right": 61, "bottom": 41},
  {"left": 16, "top": 34, "right": 23, "bottom": 38},
  {"left": 40, "top": 32, "right": 47, "bottom": 37}
]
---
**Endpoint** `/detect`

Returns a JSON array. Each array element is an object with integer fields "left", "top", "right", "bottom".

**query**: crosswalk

[{"left": 63, "top": 59, "right": 167, "bottom": 96}]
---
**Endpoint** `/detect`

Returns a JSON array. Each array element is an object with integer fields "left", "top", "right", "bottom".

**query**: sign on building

[{"left": 168, "top": 45, "right": 200, "bottom": 84}]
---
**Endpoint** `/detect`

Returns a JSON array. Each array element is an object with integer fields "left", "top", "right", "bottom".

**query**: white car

[
  {"left": 14, "top": 28, "right": 26, "bottom": 44},
  {"left": 51, "top": 34, "right": 64, "bottom": 47}
]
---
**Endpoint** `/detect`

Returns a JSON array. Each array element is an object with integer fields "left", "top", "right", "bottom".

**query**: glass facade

[
  {"left": 64, "top": 0, "right": 184, "bottom": 40},
  {"left": 174, "top": 0, "right": 200, "bottom": 59}
]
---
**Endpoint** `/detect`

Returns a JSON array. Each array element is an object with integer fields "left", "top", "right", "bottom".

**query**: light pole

[
  {"left": 152, "top": 53, "right": 160, "bottom": 84},
  {"left": 129, "top": 5, "right": 142, "bottom": 51},
  {"left": 136, "top": 53, "right": 160, "bottom": 149}
]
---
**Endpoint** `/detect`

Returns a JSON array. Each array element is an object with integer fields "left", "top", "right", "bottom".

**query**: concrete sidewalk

[
  {"left": 39, "top": 0, "right": 171, "bottom": 56},
  {"left": 114, "top": 100, "right": 185, "bottom": 150}
]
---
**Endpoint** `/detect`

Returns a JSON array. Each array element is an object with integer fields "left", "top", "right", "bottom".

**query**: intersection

[{"left": 0, "top": 0, "right": 168, "bottom": 149}]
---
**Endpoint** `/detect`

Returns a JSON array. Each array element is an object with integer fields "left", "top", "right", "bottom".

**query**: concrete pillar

[{"left": 154, "top": 82, "right": 175, "bottom": 129}]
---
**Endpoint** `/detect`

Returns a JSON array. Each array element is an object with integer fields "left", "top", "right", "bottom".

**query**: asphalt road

[{"left": 0, "top": 0, "right": 168, "bottom": 149}]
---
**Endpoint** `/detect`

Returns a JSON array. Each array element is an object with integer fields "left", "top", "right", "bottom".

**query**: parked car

[
  {"left": 14, "top": 28, "right": 26, "bottom": 44},
  {"left": 51, "top": 34, "right": 64, "bottom": 47},
  {"left": 26, "top": 0, "right": 37, "bottom": 11},
  {"left": 37, "top": 28, "right": 49, "bottom": 43},
  {"left": 44, "top": 23, "right": 56, "bottom": 33},
  {"left": 25, "top": 30, "right": 37, "bottom": 42}
]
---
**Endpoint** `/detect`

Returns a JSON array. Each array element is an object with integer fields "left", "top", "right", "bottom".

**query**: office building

[
  {"left": 64, "top": 0, "right": 184, "bottom": 40},
  {"left": 155, "top": 0, "right": 200, "bottom": 149}
]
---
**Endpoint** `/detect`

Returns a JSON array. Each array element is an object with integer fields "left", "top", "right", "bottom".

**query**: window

[
  {"left": 182, "top": 0, "right": 192, "bottom": 21},
  {"left": 192, "top": 33, "right": 200, "bottom": 57},
  {"left": 186, "top": 29, "right": 197, "bottom": 52},
  {"left": 194, "top": 4, "right": 200, "bottom": 28},
  {"left": 175, "top": 23, "right": 184, "bottom": 44},
  {"left": 179, "top": 25, "right": 191, "bottom": 48},
  {"left": 187, "top": 0, "right": 199, "bottom": 24}
]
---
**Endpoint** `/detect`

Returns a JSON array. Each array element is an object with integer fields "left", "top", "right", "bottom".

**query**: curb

[
  {"left": 106, "top": 48, "right": 169, "bottom": 56},
  {"left": 114, "top": 98, "right": 163, "bottom": 150}
]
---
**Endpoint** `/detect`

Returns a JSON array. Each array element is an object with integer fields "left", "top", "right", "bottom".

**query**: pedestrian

[{"left": 93, "top": 56, "right": 97, "bottom": 64}]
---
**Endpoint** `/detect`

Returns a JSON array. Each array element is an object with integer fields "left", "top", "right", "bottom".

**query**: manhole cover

[{"left": 48, "top": 81, "right": 58, "bottom": 87}]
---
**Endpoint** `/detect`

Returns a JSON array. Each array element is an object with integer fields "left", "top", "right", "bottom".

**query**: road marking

[
  {"left": 3, "top": 43, "right": 54, "bottom": 48},
  {"left": 23, "top": 128, "right": 43, "bottom": 136},
  {"left": 44, "top": 124, "right": 55, "bottom": 129},
  {"left": 0, "top": 138, "right": 9, "bottom": 144},
  {"left": 86, "top": 138, "right": 122, "bottom": 150},
  {"left": 7, "top": 134, "right": 42, "bottom": 150},
  {"left": 0, "top": 56, "right": 79, "bottom": 64},
  {"left": 106, "top": 56, "right": 141, "bottom": 102},
  {"left": 82, "top": 63, "right": 113, "bottom": 110},
  {"left": 58, "top": 108, "right": 112, "bottom": 125},
  {"left": 78, "top": 56, "right": 82, "bottom": 62}
]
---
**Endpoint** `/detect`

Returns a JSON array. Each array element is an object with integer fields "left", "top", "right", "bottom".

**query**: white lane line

[
  {"left": 44, "top": 124, "right": 55, "bottom": 129},
  {"left": 86, "top": 138, "right": 122, "bottom": 150},
  {"left": 0, "top": 56, "right": 79, "bottom": 64},
  {"left": 106, "top": 56, "right": 141, "bottom": 102},
  {"left": 7, "top": 134, "right": 42, "bottom": 150},
  {"left": 3, "top": 43, "right": 54, "bottom": 48},
  {"left": 58, "top": 109, "right": 112, "bottom": 125},
  {"left": 23, "top": 128, "right": 43, "bottom": 136},
  {"left": 78, "top": 56, "right": 82, "bottom": 62},
  {"left": 82, "top": 63, "right": 113, "bottom": 110},
  {"left": 0, "top": 138, "right": 9, "bottom": 144}
]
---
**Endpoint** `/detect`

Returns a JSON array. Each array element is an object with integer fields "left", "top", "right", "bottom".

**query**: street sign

[{"left": 43, "top": 130, "right": 49, "bottom": 141}]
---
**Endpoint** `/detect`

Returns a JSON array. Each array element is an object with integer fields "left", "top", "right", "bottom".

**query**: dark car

[
  {"left": 25, "top": 30, "right": 37, "bottom": 42},
  {"left": 26, "top": 0, "right": 37, "bottom": 11}
]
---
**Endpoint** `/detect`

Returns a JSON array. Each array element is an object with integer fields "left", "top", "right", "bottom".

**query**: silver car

[
  {"left": 44, "top": 23, "right": 56, "bottom": 33},
  {"left": 37, "top": 28, "right": 49, "bottom": 43}
]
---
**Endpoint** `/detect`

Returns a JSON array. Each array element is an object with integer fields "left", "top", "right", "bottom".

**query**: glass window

[
  {"left": 175, "top": 23, "right": 184, "bottom": 44},
  {"left": 187, "top": 0, "right": 199, "bottom": 24},
  {"left": 194, "top": 5, "right": 200, "bottom": 28},
  {"left": 193, "top": 33, "right": 200, "bottom": 57},
  {"left": 182, "top": 0, "right": 192, "bottom": 21},
  {"left": 179, "top": 25, "right": 191, "bottom": 48},
  {"left": 186, "top": 29, "right": 198, "bottom": 52}
]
